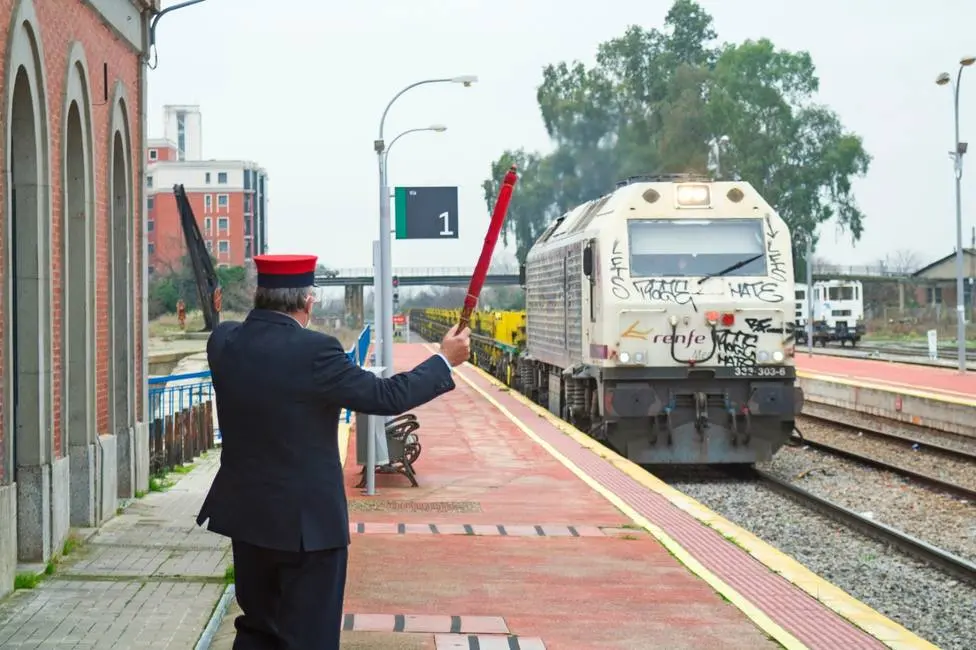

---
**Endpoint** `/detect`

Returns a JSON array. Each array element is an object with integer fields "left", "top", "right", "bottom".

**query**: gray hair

[{"left": 254, "top": 286, "right": 312, "bottom": 313}]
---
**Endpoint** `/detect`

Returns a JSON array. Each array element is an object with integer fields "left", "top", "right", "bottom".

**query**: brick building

[
  {"left": 145, "top": 105, "right": 269, "bottom": 274},
  {"left": 0, "top": 0, "right": 153, "bottom": 597}
]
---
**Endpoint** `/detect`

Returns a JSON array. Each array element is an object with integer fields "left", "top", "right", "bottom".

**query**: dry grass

[
  {"left": 149, "top": 309, "right": 248, "bottom": 338},
  {"left": 150, "top": 310, "right": 365, "bottom": 351},
  {"left": 310, "top": 321, "right": 363, "bottom": 349}
]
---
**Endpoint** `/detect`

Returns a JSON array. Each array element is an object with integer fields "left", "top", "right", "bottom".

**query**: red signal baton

[{"left": 458, "top": 165, "right": 519, "bottom": 331}]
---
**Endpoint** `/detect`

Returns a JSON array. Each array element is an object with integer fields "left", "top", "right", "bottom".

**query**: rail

[{"left": 753, "top": 468, "right": 976, "bottom": 586}]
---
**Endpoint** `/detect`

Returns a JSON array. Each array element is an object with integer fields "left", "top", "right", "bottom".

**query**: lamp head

[
  {"left": 450, "top": 75, "right": 478, "bottom": 87},
  {"left": 961, "top": 56, "right": 976, "bottom": 67},
  {"left": 936, "top": 72, "right": 952, "bottom": 86},
  {"left": 429, "top": 124, "right": 448, "bottom": 132}
]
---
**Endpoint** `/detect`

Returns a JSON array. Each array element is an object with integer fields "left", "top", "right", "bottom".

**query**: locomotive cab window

[
  {"left": 626, "top": 218, "right": 767, "bottom": 278},
  {"left": 827, "top": 286, "right": 856, "bottom": 300}
]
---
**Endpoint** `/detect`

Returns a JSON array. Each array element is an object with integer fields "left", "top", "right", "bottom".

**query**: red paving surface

[
  {"left": 343, "top": 345, "right": 885, "bottom": 650},
  {"left": 796, "top": 353, "right": 976, "bottom": 398}
]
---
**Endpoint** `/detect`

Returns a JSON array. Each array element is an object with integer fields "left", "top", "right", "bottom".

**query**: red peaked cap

[{"left": 253, "top": 254, "right": 318, "bottom": 289}]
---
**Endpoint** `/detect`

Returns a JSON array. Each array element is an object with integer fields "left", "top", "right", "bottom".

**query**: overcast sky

[{"left": 146, "top": 0, "right": 974, "bottom": 277}]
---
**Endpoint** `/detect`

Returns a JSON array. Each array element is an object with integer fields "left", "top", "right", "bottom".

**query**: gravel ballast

[
  {"left": 762, "top": 441, "right": 976, "bottom": 562},
  {"left": 669, "top": 471, "right": 976, "bottom": 650}
]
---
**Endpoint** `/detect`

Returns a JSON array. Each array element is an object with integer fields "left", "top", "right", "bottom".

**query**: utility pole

[{"left": 936, "top": 56, "right": 975, "bottom": 373}]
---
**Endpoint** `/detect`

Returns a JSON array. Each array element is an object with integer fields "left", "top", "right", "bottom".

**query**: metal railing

[
  {"left": 319, "top": 263, "right": 909, "bottom": 281},
  {"left": 147, "top": 370, "right": 216, "bottom": 475},
  {"left": 145, "top": 324, "right": 373, "bottom": 469},
  {"left": 319, "top": 265, "right": 518, "bottom": 278},
  {"left": 811, "top": 264, "right": 910, "bottom": 278}
]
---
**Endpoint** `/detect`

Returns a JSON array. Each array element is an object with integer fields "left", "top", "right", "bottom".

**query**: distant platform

[{"left": 796, "top": 353, "right": 976, "bottom": 402}]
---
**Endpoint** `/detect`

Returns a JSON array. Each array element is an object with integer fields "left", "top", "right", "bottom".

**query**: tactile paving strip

[
  {"left": 460, "top": 366, "right": 888, "bottom": 650},
  {"left": 349, "top": 522, "right": 609, "bottom": 537},
  {"left": 435, "top": 634, "right": 546, "bottom": 650},
  {"left": 342, "top": 613, "right": 508, "bottom": 634},
  {"left": 347, "top": 500, "right": 484, "bottom": 513}
]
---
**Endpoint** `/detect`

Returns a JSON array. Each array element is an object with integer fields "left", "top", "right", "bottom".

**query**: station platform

[
  {"left": 253, "top": 343, "right": 931, "bottom": 650},
  {"left": 795, "top": 353, "right": 976, "bottom": 400},
  {"left": 794, "top": 352, "right": 976, "bottom": 440}
]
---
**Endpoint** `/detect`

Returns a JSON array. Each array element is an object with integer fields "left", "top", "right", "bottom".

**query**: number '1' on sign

[
  {"left": 438, "top": 211, "right": 454, "bottom": 236},
  {"left": 394, "top": 186, "right": 459, "bottom": 240}
]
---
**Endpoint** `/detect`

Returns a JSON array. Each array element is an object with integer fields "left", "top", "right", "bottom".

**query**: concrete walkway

[
  {"left": 0, "top": 450, "right": 229, "bottom": 649},
  {"left": 0, "top": 349, "right": 228, "bottom": 649}
]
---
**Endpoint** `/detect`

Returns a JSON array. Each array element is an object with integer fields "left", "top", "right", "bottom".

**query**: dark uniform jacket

[{"left": 196, "top": 309, "right": 454, "bottom": 552}]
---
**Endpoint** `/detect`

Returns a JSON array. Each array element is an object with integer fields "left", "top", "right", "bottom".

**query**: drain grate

[{"left": 348, "top": 500, "right": 482, "bottom": 514}]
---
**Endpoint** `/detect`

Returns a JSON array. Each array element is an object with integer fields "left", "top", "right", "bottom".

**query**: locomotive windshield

[{"left": 627, "top": 218, "right": 767, "bottom": 278}]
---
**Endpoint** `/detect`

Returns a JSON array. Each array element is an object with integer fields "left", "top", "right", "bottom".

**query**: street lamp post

[
  {"left": 374, "top": 76, "right": 476, "bottom": 378},
  {"left": 366, "top": 123, "right": 448, "bottom": 497},
  {"left": 936, "top": 55, "right": 975, "bottom": 374},
  {"left": 380, "top": 123, "right": 447, "bottom": 326},
  {"left": 806, "top": 233, "right": 814, "bottom": 357},
  {"left": 383, "top": 125, "right": 448, "bottom": 169}
]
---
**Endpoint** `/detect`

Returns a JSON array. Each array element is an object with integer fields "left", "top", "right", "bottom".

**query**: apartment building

[{"left": 146, "top": 105, "right": 269, "bottom": 274}]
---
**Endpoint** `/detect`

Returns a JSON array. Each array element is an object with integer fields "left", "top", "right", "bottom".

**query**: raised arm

[{"left": 311, "top": 336, "right": 455, "bottom": 415}]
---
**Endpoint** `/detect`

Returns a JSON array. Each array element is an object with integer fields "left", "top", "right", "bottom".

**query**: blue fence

[
  {"left": 343, "top": 325, "right": 372, "bottom": 422},
  {"left": 145, "top": 325, "right": 372, "bottom": 468},
  {"left": 147, "top": 370, "right": 216, "bottom": 474}
]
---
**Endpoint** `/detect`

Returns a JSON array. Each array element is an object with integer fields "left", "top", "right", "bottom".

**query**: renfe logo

[{"left": 651, "top": 331, "right": 707, "bottom": 348}]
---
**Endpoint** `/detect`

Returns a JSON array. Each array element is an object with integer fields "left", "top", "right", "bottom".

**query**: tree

[
  {"left": 483, "top": 0, "right": 871, "bottom": 268},
  {"left": 482, "top": 150, "right": 561, "bottom": 264},
  {"left": 883, "top": 249, "right": 921, "bottom": 275},
  {"left": 147, "top": 254, "right": 253, "bottom": 319}
]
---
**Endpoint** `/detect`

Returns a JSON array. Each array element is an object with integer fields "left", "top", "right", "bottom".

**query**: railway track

[
  {"left": 789, "top": 433, "right": 976, "bottom": 501},
  {"left": 746, "top": 467, "right": 976, "bottom": 587},
  {"left": 799, "top": 402, "right": 976, "bottom": 460},
  {"left": 793, "top": 407, "right": 976, "bottom": 501},
  {"left": 805, "top": 343, "right": 976, "bottom": 368}
]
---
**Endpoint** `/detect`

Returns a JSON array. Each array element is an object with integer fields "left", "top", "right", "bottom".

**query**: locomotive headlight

[
  {"left": 619, "top": 351, "right": 631, "bottom": 364},
  {"left": 675, "top": 184, "right": 710, "bottom": 207},
  {"left": 757, "top": 350, "right": 770, "bottom": 363},
  {"left": 634, "top": 352, "right": 644, "bottom": 363},
  {"left": 772, "top": 350, "right": 785, "bottom": 363},
  {"left": 668, "top": 314, "right": 678, "bottom": 327}
]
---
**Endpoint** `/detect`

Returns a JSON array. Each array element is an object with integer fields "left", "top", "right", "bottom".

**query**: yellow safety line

[
  {"left": 797, "top": 369, "right": 976, "bottom": 407},
  {"left": 429, "top": 345, "right": 938, "bottom": 650}
]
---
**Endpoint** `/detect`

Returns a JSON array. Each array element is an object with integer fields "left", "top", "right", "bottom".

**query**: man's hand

[{"left": 440, "top": 324, "right": 471, "bottom": 367}]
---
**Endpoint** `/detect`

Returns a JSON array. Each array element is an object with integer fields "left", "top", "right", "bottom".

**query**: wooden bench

[{"left": 355, "top": 413, "right": 422, "bottom": 488}]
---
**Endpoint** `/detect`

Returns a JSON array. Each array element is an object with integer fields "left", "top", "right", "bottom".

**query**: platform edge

[
  {"left": 796, "top": 369, "right": 976, "bottom": 407},
  {"left": 451, "top": 356, "right": 939, "bottom": 650}
]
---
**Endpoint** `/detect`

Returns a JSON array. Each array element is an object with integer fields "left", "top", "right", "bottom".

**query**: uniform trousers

[{"left": 231, "top": 539, "right": 348, "bottom": 650}]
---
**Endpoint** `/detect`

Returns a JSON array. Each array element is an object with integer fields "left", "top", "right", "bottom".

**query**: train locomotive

[{"left": 412, "top": 174, "right": 804, "bottom": 465}]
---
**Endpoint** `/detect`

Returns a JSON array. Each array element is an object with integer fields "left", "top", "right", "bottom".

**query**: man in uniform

[{"left": 196, "top": 253, "right": 471, "bottom": 649}]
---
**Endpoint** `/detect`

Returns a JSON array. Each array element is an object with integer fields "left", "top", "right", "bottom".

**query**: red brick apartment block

[{"left": 146, "top": 145, "right": 269, "bottom": 272}]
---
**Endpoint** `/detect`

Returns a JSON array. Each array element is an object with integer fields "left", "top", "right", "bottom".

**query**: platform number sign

[{"left": 394, "top": 186, "right": 459, "bottom": 240}]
